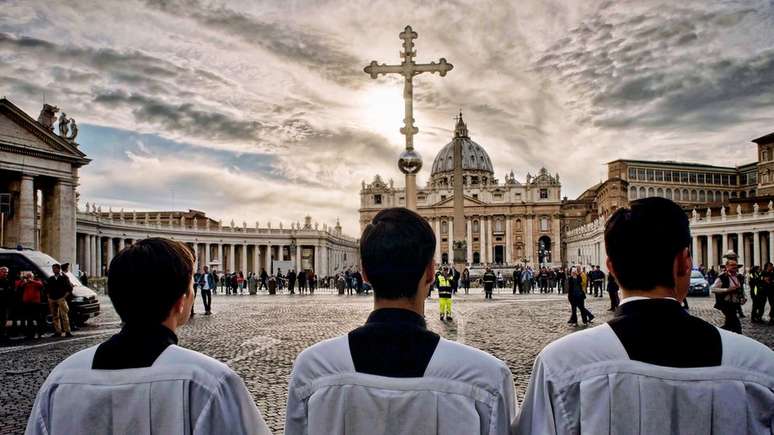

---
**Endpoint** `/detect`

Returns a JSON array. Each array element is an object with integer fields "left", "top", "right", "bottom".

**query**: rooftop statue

[{"left": 37, "top": 104, "right": 58, "bottom": 131}]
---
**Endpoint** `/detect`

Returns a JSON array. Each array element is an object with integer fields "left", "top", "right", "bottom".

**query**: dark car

[
  {"left": 688, "top": 270, "right": 710, "bottom": 296},
  {"left": 0, "top": 248, "right": 100, "bottom": 326}
]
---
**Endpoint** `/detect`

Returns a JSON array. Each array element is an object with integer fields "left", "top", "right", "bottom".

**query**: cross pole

[{"left": 364, "top": 25, "right": 453, "bottom": 210}]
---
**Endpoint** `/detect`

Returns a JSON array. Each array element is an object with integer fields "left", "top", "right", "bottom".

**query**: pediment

[
  {"left": 431, "top": 194, "right": 485, "bottom": 207},
  {"left": 0, "top": 99, "right": 88, "bottom": 163}
]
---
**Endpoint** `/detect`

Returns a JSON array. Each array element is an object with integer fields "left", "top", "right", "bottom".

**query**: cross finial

[{"left": 399, "top": 25, "right": 418, "bottom": 62}]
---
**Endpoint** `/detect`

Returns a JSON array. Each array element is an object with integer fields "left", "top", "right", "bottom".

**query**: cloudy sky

[{"left": 2, "top": 0, "right": 773, "bottom": 235}]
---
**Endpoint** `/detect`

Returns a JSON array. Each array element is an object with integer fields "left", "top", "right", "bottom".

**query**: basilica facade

[{"left": 359, "top": 116, "right": 563, "bottom": 267}]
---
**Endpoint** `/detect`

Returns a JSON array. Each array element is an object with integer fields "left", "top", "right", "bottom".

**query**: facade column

[
  {"left": 466, "top": 218, "right": 473, "bottom": 265},
  {"left": 691, "top": 236, "right": 699, "bottom": 267},
  {"left": 525, "top": 216, "right": 534, "bottom": 265},
  {"left": 447, "top": 217, "right": 454, "bottom": 263},
  {"left": 253, "top": 244, "right": 260, "bottom": 273},
  {"left": 707, "top": 235, "right": 715, "bottom": 270},
  {"left": 18, "top": 174, "right": 36, "bottom": 249},
  {"left": 241, "top": 243, "right": 248, "bottom": 273},
  {"left": 296, "top": 244, "right": 302, "bottom": 272},
  {"left": 487, "top": 217, "right": 493, "bottom": 263},
  {"left": 736, "top": 233, "right": 745, "bottom": 268},
  {"left": 552, "top": 215, "right": 562, "bottom": 265},
  {"left": 228, "top": 244, "right": 235, "bottom": 273},
  {"left": 314, "top": 245, "right": 320, "bottom": 274},
  {"left": 118, "top": 238, "right": 125, "bottom": 253},
  {"left": 480, "top": 217, "right": 487, "bottom": 264},
  {"left": 753, "top": 231, "right": 761, "bottom": 268},
  {"left": 264, "top": 244, "right": 271, "bottom": 273},
  {"left": 505, "top": 216, "right": 512, "bottom": 265},
  {"left": 433, "top": 218, "right": 441, "bottom": 265},
  {"left": 90, "top": 235, "right": 97, "bottom": 276}
]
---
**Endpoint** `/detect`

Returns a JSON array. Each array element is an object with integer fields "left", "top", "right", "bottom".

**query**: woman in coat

[{"left": 567, "top": 268, "right": 594, "bottom": 326}]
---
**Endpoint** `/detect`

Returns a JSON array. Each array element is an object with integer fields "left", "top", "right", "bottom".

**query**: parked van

[{"left": 0, "top": 247, "right": 100, "bottom": 326}]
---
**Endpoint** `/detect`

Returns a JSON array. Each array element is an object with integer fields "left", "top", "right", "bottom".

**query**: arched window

[
  {"left": 707, "top": 191, "right": 714, "bottom": 202},
  {"left": 473, "top": 220, "right": 479, "bottom": 233},
  {"left": 716, "top": 191, "right": 722, "bottom": 202},
  {"left": 699, "top": 190, "right": 706, "bottom": 202},
  {"left": 639, "top": 187, "right": 646, "bottom": 198},
  {"left": 666, "top": 188, "right": 673, "bottom": 200},
  {"left": 441, "top": 220, "right": 448, "bottom": 234},
  {"left": 495, "top": 218, "right": 503, "bottom": 232},
  {"left": 674, "top": 189, "right": 681, "bottom": 201},
  {"left": 540, "top": 217, "right": 550, "bottom": 232},
  {"left": 647, "top": 187, "right": 655, "bottom": 197},
  {"left": 516, "top": 219, "right": 522, "bottom": 230},
  {"left": 629, "top": 186, "right": 637, "bottom": 199},
  {"left": 682, "top": 189, "right": 689, "bottom": 201},
  {"left": 690, "top": 190, "right": 698, "bottom": 202},
  {"left": 656, "top": 187, "right": 664, "bottom": 197}
]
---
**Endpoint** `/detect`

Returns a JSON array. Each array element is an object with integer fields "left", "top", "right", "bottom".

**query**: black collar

[
  {"left": 614, "top": 298, "right": 686, "bottom": 318},
  {"left": 92, "top": 323, "right": 178, "bottom": 370},
  {"left": 366, "top": 308, "right": 427, "bottom": 329}
]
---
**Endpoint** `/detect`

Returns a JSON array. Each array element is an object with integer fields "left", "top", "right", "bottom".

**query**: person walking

[
  {"left": 556, "top": 267, "right": 566, "bottom": 294},
  {"left": 482, "top": 266, "right": 496, "bottom": 300},
  {"left": 197, "top": 266, "right": 215, "bottom": 315},
  {"left": 764, "top": 262, "right": 774, "bottom": 325},
  {"left": 512, "top": 268, "right": 520, "bottom": 294},
  {"left": 567, "top": 268, "right": 594, "bottom": 326},
  {"left": 437, "top": 268, "right": 453, "bottom": 321},
  {"left": 712, "top": 253, "right": 746, "bottom": 334},
  {"left": 287, "top": 269, "right": 297, "bottom": 294},
  {"left": 750, "top": 265, "right": 766, "bottom": 323},
  {"left": 46, "top": 263, "right": 73, "bottom": 337},
  {"left": 462, "top": 267, "right": 470, "bottom": 295},
  {"left": 259, "top": 269, "right": 268, "bottom": 292}
]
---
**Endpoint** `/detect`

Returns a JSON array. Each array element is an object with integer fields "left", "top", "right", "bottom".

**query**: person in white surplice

[
  {"left": 285, "top": 207, "right": 517, "bottom": 435},
  {"left": 25, "top": 238, "right": 270, "bottom": 435},
  {"left": 515, "top": 197, "right": 774, "bottom": 435}
]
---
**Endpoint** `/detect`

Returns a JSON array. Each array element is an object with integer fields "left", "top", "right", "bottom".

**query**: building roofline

[
  {"left": 605, "top": 158, "right": 755, "bottom": 171},
  {"left": 752, "top": 132, "right": 774, "bottom": 144}
]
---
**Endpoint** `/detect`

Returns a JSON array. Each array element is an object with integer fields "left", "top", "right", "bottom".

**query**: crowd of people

[
  {"left": 0, "top": 263, "right": 75, "bottom": 342},
  {"left": 21, "top": 199, "right": 774, "bottom": 434}
]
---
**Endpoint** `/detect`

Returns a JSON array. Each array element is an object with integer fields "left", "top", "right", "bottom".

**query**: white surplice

[
  {"left": 514, "top": 323, "right": 774, "bottom": 435},
  {"left": 284, "top": 335, "right": 517, "bottom": 435},
  {"left": 25, "top": 345, "right": 271, "bottom": 435}
]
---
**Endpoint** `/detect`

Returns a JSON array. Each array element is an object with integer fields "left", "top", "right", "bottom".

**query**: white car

[{"left": 689, "top": 270, "right": 710, "bottom": 296}]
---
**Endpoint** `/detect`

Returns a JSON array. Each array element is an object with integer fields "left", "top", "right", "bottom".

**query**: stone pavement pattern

[{"left": 1, "top": 291, "right": 773, "bottom": 434}]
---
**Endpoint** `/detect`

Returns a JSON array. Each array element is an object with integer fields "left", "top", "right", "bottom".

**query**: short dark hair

[
  {"left": 605, "top": 197, "right": 690, "bottom": 291},
  {"left": 108, "top": 237, "right": 194, "bottom": 324},
  {"left": 360, "top": 208, "right": 436, "bottom": 299}
]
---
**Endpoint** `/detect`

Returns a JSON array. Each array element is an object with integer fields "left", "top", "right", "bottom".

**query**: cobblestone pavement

[{"left": 1, "top": 290, "right": 773, "bottom": 434}]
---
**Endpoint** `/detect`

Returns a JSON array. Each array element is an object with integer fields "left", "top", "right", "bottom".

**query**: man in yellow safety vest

[{"left": 437, "top": 268, "right": 453, "bottom": 321}]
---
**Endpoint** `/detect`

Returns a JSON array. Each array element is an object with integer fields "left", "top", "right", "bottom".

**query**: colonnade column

[
  {"left": 314, "top": 245, "right": 320, "bottom": 274},
  {"left": 753, "top": 232, "right": 761, "bottom": 268},
  {"left": 264, "top": 244, "right": 271, "bottom": 273},
  {"left": 770, "top": 231, "right": 774, "bottom": 264},
  {"left": 505, "top": 216, "right": 512, "bottom": 265},
  {"left": 106, "top": 238, "right": 114, "bottom": 270},
  {"left": 228, "top": 244, "right": 235, "bottom": 273},
  {"left": 217, "top": 244, "right": 223, "bottom": 270},
  {"left": 525, "top": 217, "right": 534, "bottom": 265},
  {"left": 296, "top": 244, "right": 302, "bottom": 272},
  {"left": 241, "top": 243, "right": 248, "bottom": 273},
  {"left": 96, "top": 236, "right": 103, "bottom": 276},
  {"left": 118, "top": 238, "right": 125, "bottom": 253},
  {"left": 466, "top": 218, "right": 473, "bottom": 264},
  {"left": 84, "top": 235, "right": 92, "bottom": 275},
  {"left": 480, "top": 217, "right": 488, "bottom": 264},
  {"left": 691, "top": 236, "right": 699, "bottom": 267},
  {"left": 721, "top": 233, "right": 728, "bottom": 258},
  {"left": 321, "top": 245, "right": 328, "bottom": 277},
  {"left": 205, "top": 243, "right": 211, "bottom": 268},
  {"left": 707, "top": 235, "right": 715, "bottom": 270},
  {"left": 736, "top": 233, "right": 745, "bottom": 267}
]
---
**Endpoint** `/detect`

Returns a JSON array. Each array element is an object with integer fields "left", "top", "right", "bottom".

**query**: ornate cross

[{"left": 364, "top": 26, "right": 453, "bottom": 152}]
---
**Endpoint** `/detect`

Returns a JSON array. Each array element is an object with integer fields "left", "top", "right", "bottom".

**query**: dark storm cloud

[
  {"left": 535, "top": 3, "right": 772, "bottom": 131},
  {"left": 144, "top": 0, "right": 363, "bottom": 85},
  {"left": 0, "top": 32, "right": 231, "bottom": 94}
]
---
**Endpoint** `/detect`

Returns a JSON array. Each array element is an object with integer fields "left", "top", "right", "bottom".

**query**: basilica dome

[{"left": 430, "top": 115, "right": 494, "bottom": 176}]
